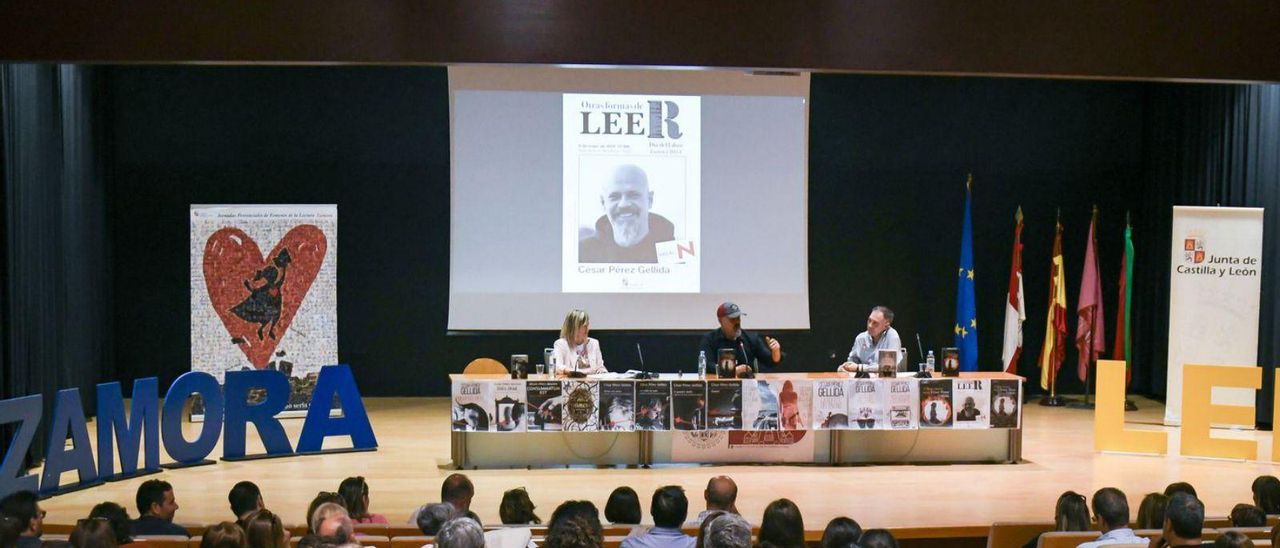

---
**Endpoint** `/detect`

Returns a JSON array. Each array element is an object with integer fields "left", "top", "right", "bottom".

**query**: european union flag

[{"left": 954, "top": 176, "right": 978, "bottom": 371}]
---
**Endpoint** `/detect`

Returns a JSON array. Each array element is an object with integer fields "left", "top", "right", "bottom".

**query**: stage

[{"left": 33, "top": 396, "right": 1280, "bottom": 533}]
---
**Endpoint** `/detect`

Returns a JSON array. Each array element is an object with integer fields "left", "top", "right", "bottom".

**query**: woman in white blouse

[{"left": 552, "top": 309, "right": 607, "bottom": 376}]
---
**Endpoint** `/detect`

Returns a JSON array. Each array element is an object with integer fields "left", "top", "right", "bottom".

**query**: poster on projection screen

[{"left": 562, "top": 94, "right": 701, "bottom": 293}]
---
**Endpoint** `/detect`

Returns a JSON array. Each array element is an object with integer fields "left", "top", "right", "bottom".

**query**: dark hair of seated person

[
  {"left": 1163, "top": 482, "right": 1197, "bottom": 499},
  {"left": 500, "top": 488, "right": 541, "bottom": 525},
  {"left": 550, "top": 501, "right": 601, "bottom": 529},
  {"left": 858, "top": 529, "right": 899, "bottom": 548},
  {"left": 1252, "top": 475, "right": 1280, "bottom": 514},
  {"left": 650, "top": 486, "right": 689, "bottom": 530},
  {"left": 201, "top": 521, "right": 248, "bottom": 548},
  {"left": 757, "top": 499, "right": 805, "bottom": 548},
  {"left": 71, "top": 518, "right": 118, "bottom": 548},
  {"left": 1213, "top": 530, "right": 1253, "bottom": 548},
  {"left": 88, "top": 502, "right": 133, "bottom": 545},
  {"left": 0, "top": 516, "right": 23, "bottom": 548},
  {"left": 1054, "top": 491, "right": 1090, "bottom": 531},
  {"left": 544, "top": 516, "right": 603, "bottom": 548},
  {"left": 604, "top": 487, "right": 642, "bottom": 525},
  {"left": 1230, "top": 503, "right": 1267, "bottom": 527},
  {"left": 305, "top": 492, "right": 345, "bottom": 534},
  {"left": 1136, "top": 493, "right": 1169, "bottom": 530},
  {"left": 821, "top": 517, "right": 863, "bottom": 548},
  {"left": 243, "top": 509, "right": 287, "bottom": 548}
]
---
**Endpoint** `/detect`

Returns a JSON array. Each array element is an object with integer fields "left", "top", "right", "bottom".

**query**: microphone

[
  {"left": 915, "top": 334, "right": 926, "bottom": 366},
  {"left": 636, "top": 342, "right": 646, "bottom": 370}
]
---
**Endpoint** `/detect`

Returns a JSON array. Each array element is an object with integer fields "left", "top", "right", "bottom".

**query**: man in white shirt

[
  {"left": 1078, "top": 487, "right": 1144, "bottom": 548},
  {"left": 839, "top": 306, "right": 902, "bottom": 372}
]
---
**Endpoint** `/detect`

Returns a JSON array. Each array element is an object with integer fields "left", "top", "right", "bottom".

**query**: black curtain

[
  {"left": 0, "top": 64, "right": 112, "bottom": 467},
  {"left": 1132, "top": 83, "right": 1280, "bottom": 425}
]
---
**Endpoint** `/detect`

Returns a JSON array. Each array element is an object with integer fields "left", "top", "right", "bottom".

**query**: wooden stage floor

[{"left": 34, "top": 396, "right": 1280, "bottom": 531}]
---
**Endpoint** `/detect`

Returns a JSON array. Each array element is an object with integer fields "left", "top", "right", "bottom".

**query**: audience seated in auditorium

[
  {"left": 545, "top": 516, "right": 603, "bottom": 548},
  {"left": 1138, "top": 494, "right": 1170, "bottom": 530},
  {"left": 314, "top": 510, "right": 353, "bottom": 543},
  {"left": 1150, "top": 492, "right": 1208, "bottom": 547},
  {"left": 229, "top": 482, "right": 265, "bottom": 525},
  {"left": 244, "top": 509, "right": 289, "bottom": 548},
  {"left": 1022, "top": 491, "right": 1090, "bottom": 548},
  {"left": 0, "top": 490, "right": 46, "bottom": 548},
  {"left": 436, "top": 518, "right": 484, "bottom": 548},
  {"left": 621, "top": 487, "right": 694, "bottom": 548},
  {"left": 201, "top": 522, "right": 248, "bottom": 548},
  {"left": 549, "top": 501, "right": 603, "bottom": 532},
  {"left": 703, "top": 514, "right": 751, "bottom": 548},
  {"left": 87, "top": 502, "right": 132, "bottom": 545},
  {"left": 695, "top": 511, "right": 724, "bottom": 548},
  {"left": 820, "top": 517, "right": 863, "bottom": 548},
  {"left": 499, "top": 488, "right": 541, "bottom": 525},
  {"left": 757, "top": 499, "right": 804, "bottom": 548},
  {"left": 417, "top": 503, "right": 459, "bottom": 536},
  {"left": 1078, "top": 487, "right": 1143, "bottom": 548},
  {"left": 1165, "top": 482, "right": 1198, "bottom": 499},
  {"left": 305, "top": 493, "right": 345, "bottom": 535},
  {"left": 695, "top": 477, "right": 739, "bottom": 525},
  {"left": 856, "top": 530, "right": 897, "bottom": 548},
  {"left": 71, "top": 517, "right": 117, "bottom": 548},
  {"left": 1252, "top": 475, "right": 1280, "bottom": 515},
  {"left": 1229, "top": 504, "right": 1266, "bottom": 528},
  {"left": 605, "top": 488, "right": 643, "bottom": 525},
  {"left": 1, "top": 516, "right": 24, "bottom": 548},
  {"left": 339, "top": 477, "right": 388, "bottom": 524},
  {"left": 132, "top": 480, "right": 188, "bottom": 537},
  {"left": 1212, "top": 531, "right": 1254, "bottom": 548}
]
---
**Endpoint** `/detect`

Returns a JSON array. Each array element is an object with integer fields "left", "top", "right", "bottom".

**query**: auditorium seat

[
  {"left": 986, "top": 521, "right": 1055, "bottom": 548},
  {"left": 43, "top": 523, "right": 74, "bottom": 534},
  {"left": 603, "top": 536, "right": 626, "bottom": 548},
  {"left": 1036, "top": 531, "right": 1100, "bottom": 548},
  {"left": 601, "top": 526, "right": 637, "bottom": 536},
  {"left": 1204, "top": 516, "right": 1233, "bottom": 528},
  {"left": 1219, "top": 526, "right": 1272, "bottom": 539},
  {"left": 463, "top": 358, "right": 507, "bottom": 374},
  {"left": 355, "top": 523, "right": 391, "bottom": 534},
  {"left": 386, "top": 525, "right": 425, "bottom": 537},
  {"left": 133, "top": 535, "right": 195, "bottom": 548},
  {"left": 287, "top": 524, "right": 309, "bottom": 537},
  {"left": 187, "top": 537, "right": 203, "bottom": 548},
  {"left": 390, "top": 535, "right": 433, "bottom": 548},
  {"left": 360, "top": 534, "right": 391, "bottom": 548}
]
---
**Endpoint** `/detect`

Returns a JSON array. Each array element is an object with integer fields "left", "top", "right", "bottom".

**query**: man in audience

[
  {"left": 317, "top": 513, "right": 355, "bottom": 544},
  {"left": 694, "top": 477, "right": 740, "bottom": 524},
  {"left": 229, "top": 481, "right": 264, "bottom": 524},
  {"left": 442, "top": 474, "right": 482, "bottom": 524},
  {"left": 132, "top": 479, "right": 190, "bottom": 537},
  {"left": 1148, "top": 493, "right": 1208, "bottom": 547},
  {"left": 435, "top": 518, "right": 484, "bottom": 548},
  {"left": 1163, "top": 483, "right": 1197, "bottom": 499},
  {"left": 0, "top": 491, "right": 45, "bottom": 548},
  {"left": 417, "top": 503, "right": 459, "bottom": 536},
  {"left": 622, "top": 486, "right": 695, "bottom": 548},
  {"left": 704, "top": 513, "right": 751, "bottom": 548},
  {"left": 1079, "top": 488, "right": 1143, "bottom": 547}
]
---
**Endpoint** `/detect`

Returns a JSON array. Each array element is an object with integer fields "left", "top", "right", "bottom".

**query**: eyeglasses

[{"left": 38, "top": 510, "right": 47, "bottom": 519}]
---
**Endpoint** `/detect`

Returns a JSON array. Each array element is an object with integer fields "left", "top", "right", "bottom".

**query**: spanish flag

[{"left": 1039, "top": 215, "right": 1068, "bottom": 391}]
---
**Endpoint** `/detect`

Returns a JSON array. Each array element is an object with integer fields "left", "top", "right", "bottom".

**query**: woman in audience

[
  {"left": 1021, "top": 491, "right": 1090, "bottom": 548},
  {"left": 552, "top": 309, "right": 607, "bottom": 376},
  {"left": 201, "top": 522, "right": 248, "bottom": 548},
  {"left": 1137, "top": 493, "right": 1170, "bottom": 530},
  {"left": 243, "top": 509, "right": 290, "bottom": 548},
  {"left": 696, "top": 511, "right": 725, "bottom": 548},
  {"left": 1252, "top": 475, "right": 1280, "bottom": 514},
  {"left": 1164, "top": 482, "right": 1198, "bottom": 498},
  {"left": 545, "top": 516, "right": 603, "bottom": 548},
  {"left": 549, "top": 501, "right": 602, "bottom": 530},
  {"left": 757, "top": 499, "right": 805, "bottom": 548},
  {"left": 500, "top": 488, "right": 542, "bottom": 525},
  {"left": 1213, "top": 530, "right": 1255, "bottom": 548},
  {"left": 304, "top": 492, "right": 345, "bottom": 534},
  {"left": 857, "top": 530, "right": 897, "bottom": 548},
  {"left": 338, "top": 476, "right": 388, "bottom": 524},
  {"left": 820, "top": 517, "right": 863, "bottom": 548},
  {"left": 71, "top": 518, "right": 118, "bottom": 548},
  {"left": 1230, "top": 503, "right": 1267, "bottom": 527},
  {"left": 604, "top": 487, "right": 642, "bottom": 525},
  {"left": 88, "top": 502, "right": 132, "bottom": 545}
]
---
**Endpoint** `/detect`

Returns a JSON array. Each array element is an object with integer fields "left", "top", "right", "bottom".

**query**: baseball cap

[{"left": 716, "top": 302, "right": 744, "bottom": 319}]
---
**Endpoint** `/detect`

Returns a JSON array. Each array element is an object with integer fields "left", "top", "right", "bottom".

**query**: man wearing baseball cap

[{"left": 698, "top": 302, "right": 782, "bottom": 377}]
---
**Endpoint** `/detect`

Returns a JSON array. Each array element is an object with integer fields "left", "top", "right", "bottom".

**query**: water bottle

[
  {"left": 926, "top": 350, "right": 936, "bottom": 372},
  {"left": 698, "top": 351, "right": 707, "bottom": 379}
]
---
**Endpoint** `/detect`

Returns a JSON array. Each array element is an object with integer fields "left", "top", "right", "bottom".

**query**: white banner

[
  {"left": 562, "top": 94, "right": 701, "bottom": 293},
  {"left": 1165, "top": 206, "right": 1264, "bottom": 425},
  {"left": 190, "top": 204, "right": 339, "bottom": 416}
]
